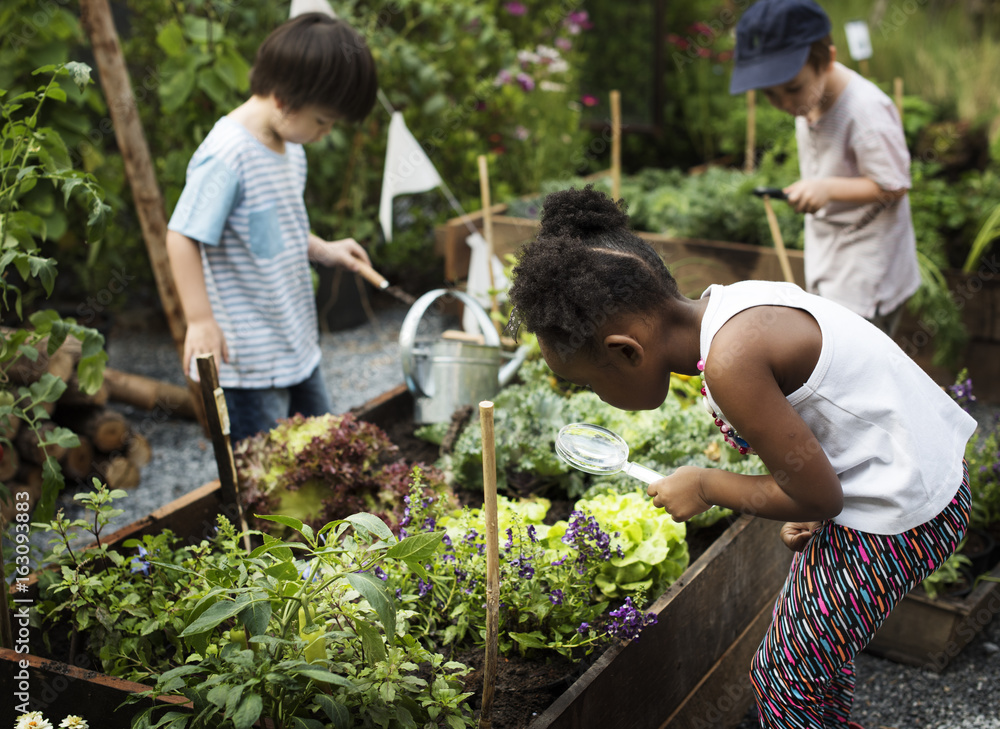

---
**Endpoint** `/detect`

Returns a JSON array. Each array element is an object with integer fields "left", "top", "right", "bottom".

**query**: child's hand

[
  {"left": 647, "top": 466, "right": 713, "bottom": 522},
  {"left": 784, "top": 179, "right": 831, "bottom": 214},
  {"left": 183, "top": 318, "right": 228, "bottom": 381},
  {"left": 780, "top": 521, "right": 822, "bottom": 552},
  {"left": 308, "top": 235, "right": 372, "bottom": 270}
]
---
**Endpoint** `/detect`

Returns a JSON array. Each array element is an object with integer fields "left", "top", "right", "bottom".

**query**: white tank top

[{"left": 699, "top": 281, "right": 976, "bottom": 534}]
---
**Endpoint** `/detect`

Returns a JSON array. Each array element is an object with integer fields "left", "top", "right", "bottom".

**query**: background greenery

[{"left": 1, "top": 0, "right": 998, "bottom": 327}]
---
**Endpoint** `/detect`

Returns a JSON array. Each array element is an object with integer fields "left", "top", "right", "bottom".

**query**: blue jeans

[{"left": 223, "top": 366, "right": 333, "bottom": 443}]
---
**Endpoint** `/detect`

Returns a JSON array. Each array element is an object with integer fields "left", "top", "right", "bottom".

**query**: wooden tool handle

[
  {"left": 355, "top": 261, "right": 388, "bottom": 289},
  {"left": 762, "top": 196, "right": 796, "bottom": 285}
]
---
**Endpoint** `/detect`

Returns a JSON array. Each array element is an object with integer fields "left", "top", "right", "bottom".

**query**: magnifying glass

[{"left": 555, "top": 423, "right": 668, "bottom": 485}]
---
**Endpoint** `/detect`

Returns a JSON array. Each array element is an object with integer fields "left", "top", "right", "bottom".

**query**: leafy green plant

[
  {"left": 34, "top": 481, "right": 476, "bottom": 729},
  {"left": 1, "top": 62, "right": 110, "bottom": 519},
  {"left": 921, "top": 551, "right": 973, "bottom": 600},
  {"left": 390, "top": 490, "right": 661, "bottom": 660},
  {"left": 234, "top": 412, "right": 453, "bottom": 537}
]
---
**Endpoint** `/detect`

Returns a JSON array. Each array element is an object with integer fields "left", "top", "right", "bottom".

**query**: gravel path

[{"left": 38, "top": 299, "right": 1000, "bottom": 727}]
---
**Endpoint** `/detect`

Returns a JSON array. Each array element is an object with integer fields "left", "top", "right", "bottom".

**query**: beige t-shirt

[{"left": 795, "top": 64, "right": 921, "bottom": 319}]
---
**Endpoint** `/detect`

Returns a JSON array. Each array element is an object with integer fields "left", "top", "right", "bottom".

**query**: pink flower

[
  {"left": 516, "top": 72, "right": 535, "bottom": 91},
  {"left": 555, "top": 37, "right": 572, "bottom": 51},
  {"left": 564, "top": 10, "right": 592, "bottom": 34},
  {"left": 690, "top": 21, "right": 714, "bottom": 37},
  {"left": 666, "top": 33, "right": 690, "bottom": 51},
  {"left": 696, "top": 47, "right": 712, "bottom": 58},
  {"left": 581, "top": 94, "right": 599, "bottom": 107},
  {"left": 495, "top": 69, "right": 512, "bottom": 86},
  {"left": 716, "top": 50, "right": 733, "bottom": 63},
  {"left": 505, "top": 2, "right": 527, "bottom": 16}
]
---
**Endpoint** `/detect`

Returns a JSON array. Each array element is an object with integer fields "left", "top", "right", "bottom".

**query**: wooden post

[
  {"left": 610, "top": 90, "right": 621, "bottom": 201},
  {"left": 859, "top": 58, "right": 870, "bottom": 77},
  {"left": 894, "top": 77, "right": 904, "bottom": 121},
  {"left": 78, "top": 0, "right": 206, "bottom": 430},
  {"left": 477, "top": 156, "right": 501, "bottom": 331},
  {"left": 744, "top": 90, "right": 757, "bottom": 174},
  {"left": 195, "top": 354, "right": 250, "bottom": 551},
  {"left": 761, "top": 195, "right": 796, "bottom": 285},
  {"left": 478, "top": 400, "right": 499, "bottom": 729}
]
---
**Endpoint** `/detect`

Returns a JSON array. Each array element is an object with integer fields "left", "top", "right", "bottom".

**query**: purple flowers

[
  {"left": 949, "top": 375, "right": 976, "bottom": 412},
  {"left": 605, "top": 597, "right": 658, "bottom": 642},
  {"left": 504, "top": 1, "right": 527, "bottom": 15},
  {"left": 549, "top": 589, "right": 564, "bottom": 606},
  {"left": 130, "top": 545, "right": 150, "bottom": 576},
  {"left": 561, "top": 510, "right": 614, "bottom": 573}
]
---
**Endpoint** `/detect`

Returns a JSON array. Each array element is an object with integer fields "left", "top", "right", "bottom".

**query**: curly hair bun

[{"left": 538, "top": 185, "right": 630, "bottom": 240}]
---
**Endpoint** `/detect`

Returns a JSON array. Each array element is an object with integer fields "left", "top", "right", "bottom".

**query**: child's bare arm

[
  {"left": 166, "top": 229, "right": 228, "bottom": 378},
  {"left": 784, "top": 176, "right": 906, "bottom": 214}
]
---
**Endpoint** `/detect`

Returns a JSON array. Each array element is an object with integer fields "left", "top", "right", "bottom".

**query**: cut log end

[{"left": 94, "top": 455, "right": 141, "bottom": 490}]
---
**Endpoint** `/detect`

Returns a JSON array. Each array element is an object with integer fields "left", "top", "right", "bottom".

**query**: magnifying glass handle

[{"left": 623, "top": 461, "right": 668, "bottom": 485}]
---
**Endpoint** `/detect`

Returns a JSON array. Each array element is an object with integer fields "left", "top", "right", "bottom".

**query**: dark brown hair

[
  {"left": 806, "top": 34, "right": 833, "bottom": 72},
  {"left": 249, "top": 13, "right": 377, "bottom": 122}
]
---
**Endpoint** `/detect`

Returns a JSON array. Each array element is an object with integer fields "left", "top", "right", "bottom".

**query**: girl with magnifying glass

[{"left": 505, "top": 185, "right": 974, "bottom": 729}]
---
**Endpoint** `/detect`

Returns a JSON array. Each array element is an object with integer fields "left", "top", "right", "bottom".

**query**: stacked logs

[{"left": 1, "top": 332, "right": 195, "bottom": 525}]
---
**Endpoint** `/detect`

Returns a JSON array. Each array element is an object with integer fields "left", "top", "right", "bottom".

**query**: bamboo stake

[
  {"left": 859, "top": 58, "right": 870, "bottom": 78},
  {"left": 761, "top": 195, "right": 796, "bottom": 284},
  {"left": 610, "top": 90, "right": 621, "bottom": 201},
  {"left": 477, "top": 156, "right": 501, "bottom": 332},
  {"left": 78, "top": 0, "right": 206, "bottom": 431},
  {"left": 478, "top": 401, "right": 499, "bottom": 729},
  {"left": 744, "top": 90, "right": 757, "bottom": 174},
  {"left": 195, "top": 354, "right": 251, "bottom": 552},
  {"left": 894, "top": 77, "right": 904, "bottom": 121}
]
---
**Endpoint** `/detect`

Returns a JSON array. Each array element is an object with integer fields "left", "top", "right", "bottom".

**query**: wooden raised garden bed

[
  {"left": 866, "top": 556, "right": 1000, "bottom": 672},
  {"left": 4, "top": 384, "right": 794, "bottom": 729}
]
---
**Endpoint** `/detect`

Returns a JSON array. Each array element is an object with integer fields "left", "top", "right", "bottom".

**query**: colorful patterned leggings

[{"left": 750, "top": 464, "right": 971, "bottom": 728}]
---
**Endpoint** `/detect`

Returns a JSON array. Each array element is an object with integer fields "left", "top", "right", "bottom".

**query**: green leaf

[
  {"left": 238, "top": 598, "right": 271, "bottom": 636},
  {"left": 29, "top": 373, "right": 67, "bottom": 404},
  {"left": 256, "top": 514, "right": 303, "bottom": 533},
  {"left": 214, "top": 47, "right": 251, "bottom": 92},
  {"left": 231, "top": 693, "right": 262, "bottom": 729},
  {"left": 345, "top": 512, "right": 394, "bottom": 542},
  {"left": 509, "top": 631, "right": 547, "bottom": 649},
  {"left": 355, "top": 622, "right": 386, "bottom": 663},
  {"left": 158, "top": 63, "right": 197, "bottom": 113},
  {"left": 43, "top": 426, "right": 80, "bottom": 449},
  {"left": 196, "top": 67, "right": 231, "bottom": 108},
  {"left": 180, "top": 595, "right": 250, "bottom": 636},
  {"left": 346, "top": 572, "right": 395, "bottom": 644},
  {"left": 183, "top": 15, "right": 224, "bottom": 43},
  {"left": 386, "top": 531, "right": 443, "bottom": 561},
  {"left": 296, "top": 668, "right": 353, "bottom": 688},
  {"left": 312, "top": 695, "right": 351, "bottom": 729},
  {"left": 156, "top": 21, "right": 187, "bottom": 57}
]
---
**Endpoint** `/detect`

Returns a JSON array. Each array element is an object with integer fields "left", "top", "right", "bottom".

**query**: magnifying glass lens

[{"left": 555, "top": 423, "right": 628, "bottom": 475}]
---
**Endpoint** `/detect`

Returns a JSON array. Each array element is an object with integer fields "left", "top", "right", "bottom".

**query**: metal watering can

[{"left": 399, "top": 289, "right": 530, "bottom": 424}]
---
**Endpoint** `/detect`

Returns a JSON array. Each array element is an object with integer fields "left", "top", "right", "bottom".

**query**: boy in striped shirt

[{"left": 167, "top": 13, "right": 378, "bottom": 442}]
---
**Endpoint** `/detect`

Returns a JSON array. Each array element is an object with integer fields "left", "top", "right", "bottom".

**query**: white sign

[{"left": 844, "top": 20, "right": 873, "bottom": 61}]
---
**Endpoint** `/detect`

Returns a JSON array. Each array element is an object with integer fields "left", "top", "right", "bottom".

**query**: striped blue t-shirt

[{"left": 168, "top": 116, "right": 320, "bottom": 388}]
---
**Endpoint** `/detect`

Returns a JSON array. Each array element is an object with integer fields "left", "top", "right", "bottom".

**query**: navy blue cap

[{"left": 729, "top": 0, "right": 832, "bottom": 95}]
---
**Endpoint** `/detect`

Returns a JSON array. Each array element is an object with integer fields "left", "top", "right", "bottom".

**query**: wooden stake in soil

[
  {"left": 478, "top": 400, "right": 500, "bottom": 729},
  {"left": 744, "top": 89, "right": 757, "bottom": 174},
  {"left": 894, "top": 77, "right": 904, "bottom": 120},
  {"left": 477, "top": 156, "right": 501, "bottom": 333},
  {"left": 195, "top": 354, "right": 251, "bottom": 551},
  {"left": 610, "top": 89, "right": 622, "bottom": 201},
  {"left": 761, "top": 195, "right": 796, "bottom": 284}
]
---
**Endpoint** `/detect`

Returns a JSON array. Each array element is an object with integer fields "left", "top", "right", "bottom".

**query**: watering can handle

[{"left": 398, "top": 289, "right": 501, "bottom": 397}]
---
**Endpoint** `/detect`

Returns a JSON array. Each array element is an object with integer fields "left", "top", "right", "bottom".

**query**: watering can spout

[{"left": 499, "top": 345, "right": 531, "bottom": 387}]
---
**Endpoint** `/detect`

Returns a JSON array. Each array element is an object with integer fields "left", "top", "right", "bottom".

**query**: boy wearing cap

[{"left": 731, "top": 0, "right": 920, "bottom": 337}]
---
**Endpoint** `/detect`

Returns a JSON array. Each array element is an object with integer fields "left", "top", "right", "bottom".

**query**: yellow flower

[{"left": 59, "top": 718, "right": 89, "bottom": 729}]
